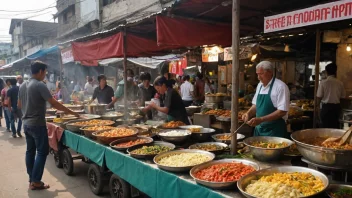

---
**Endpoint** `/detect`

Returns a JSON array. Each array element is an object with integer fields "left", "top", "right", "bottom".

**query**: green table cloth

[{"left": 62, "top": 130, "right": 225, "bottom": 198}]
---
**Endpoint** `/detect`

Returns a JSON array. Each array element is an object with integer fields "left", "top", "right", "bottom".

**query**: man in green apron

[{"left": 242, "top": 61, "right": 290, "bottom": 138}]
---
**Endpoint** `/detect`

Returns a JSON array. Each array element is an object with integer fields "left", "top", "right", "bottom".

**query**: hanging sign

[
  {"left": 61, "top": 48, "right": 74, "bottom": 64},
  {"left": 202, "top": 46, "right": 223, "bottom": 62},
  {"left": 264, "top": 0, "right": 352, "bottom": 33}
]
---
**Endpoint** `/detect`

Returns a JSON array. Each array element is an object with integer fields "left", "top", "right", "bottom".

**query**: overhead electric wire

[{"left": 0, "top": 1, "right": 56, "bottom": 13}]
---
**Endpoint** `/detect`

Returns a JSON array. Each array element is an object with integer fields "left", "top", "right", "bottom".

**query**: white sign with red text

[
  {"left": 61, "top": 48, "right": 74, "bottom": 64},
  {"left": 264, "top": 0, "right": 352, "bottom": 33}
]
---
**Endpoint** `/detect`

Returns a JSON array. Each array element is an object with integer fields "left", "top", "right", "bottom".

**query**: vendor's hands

[
  {"left": 242, "top": 113, "right": 250, "bottom": 122},
  {"left": 247, "top": 117, "right": 263, "bottom": 127}
]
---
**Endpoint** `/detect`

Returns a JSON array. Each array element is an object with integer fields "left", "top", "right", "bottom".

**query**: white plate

[{"left": 179, "top": 125, "right": 203, "bottom": 129}]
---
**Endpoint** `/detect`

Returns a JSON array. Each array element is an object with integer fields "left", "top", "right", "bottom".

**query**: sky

[{"left": 0, "top": 0, "right": 57, "bottom": 43}]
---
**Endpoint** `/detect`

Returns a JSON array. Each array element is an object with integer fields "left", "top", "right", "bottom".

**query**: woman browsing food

[{"left": 143, "top": 77, "right": 190, "bottom": 125}]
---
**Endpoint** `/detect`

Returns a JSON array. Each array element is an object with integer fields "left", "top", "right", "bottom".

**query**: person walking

[
  {"left": 7, "top": 79, "right": 22, "bottom": 138},
  {"left": 1, "top": 79, "right": 11, "bottom": 132},
  {"left": 18, "top": 61, "right": 79, "bottom": 190}
]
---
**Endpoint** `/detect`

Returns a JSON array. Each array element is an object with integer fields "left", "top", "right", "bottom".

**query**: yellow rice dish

[{"left": 246, "top": 172, "right": 324, "bottom": 197}]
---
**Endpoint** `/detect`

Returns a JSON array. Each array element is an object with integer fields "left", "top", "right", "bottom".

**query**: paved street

[{"left": 0, "top": 122, "right": 110, "bottom": 198}]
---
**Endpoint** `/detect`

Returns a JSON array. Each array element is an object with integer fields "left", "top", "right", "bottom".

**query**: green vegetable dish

[
  {"left": 130, "top": 145, "right": 172, "bottom": 155},
  {"left": 328, "top": 187, "right": 352, "bottom": 198}
]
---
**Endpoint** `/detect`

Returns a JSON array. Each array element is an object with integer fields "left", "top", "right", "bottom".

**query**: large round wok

[{"left": 291, "top": 128, "right": 352, "bottom": 167}]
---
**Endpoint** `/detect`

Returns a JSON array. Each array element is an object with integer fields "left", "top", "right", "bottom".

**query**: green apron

[{"left": 254, "top": 78, "right": 287, "bottom": 137}]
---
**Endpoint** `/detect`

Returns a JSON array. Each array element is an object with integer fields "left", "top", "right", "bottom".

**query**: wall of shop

[{"left": 336, "top": 28, "right": 352, "bottom": 96}]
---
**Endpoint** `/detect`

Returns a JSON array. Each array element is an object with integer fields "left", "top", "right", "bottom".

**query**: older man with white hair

[{"left": 242, "top": 61, "right": 290, "bottom": 137}]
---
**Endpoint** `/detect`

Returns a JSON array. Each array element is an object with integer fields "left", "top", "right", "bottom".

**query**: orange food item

[
  {"left": 72, "top": 119, "right": 113, "bottom": 126},
  {"left": 205, "top": 109, "right": 227, "bottom": 116},
  {"left": 115, "top": 139, "right": 149, "bottom": 147},
  {"left": 97, "top": 128, "right": 136, "bottom": 138},
  {"left": 162, "top": 121, "right": 185, "bottom": 128},
  {"left": 84, "top": 126, "right": 114, "bottom": 131},
  {"left": 194, "top": 162, "right": 255, "bottom": 182}
]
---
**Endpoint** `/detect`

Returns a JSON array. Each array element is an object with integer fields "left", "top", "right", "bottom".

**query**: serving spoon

[{"left": 322, "top": 125, "right": 352, "bottom": 146}]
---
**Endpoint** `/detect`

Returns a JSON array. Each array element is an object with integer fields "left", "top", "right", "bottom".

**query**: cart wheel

[
  {"left": 54, "top": 151, "right": 63, "bottom": 168},
  {"left": 109, "top": 174, "right": 131, "bottom": 198},
  {"left": 62, "top": 149, "right": 74, "bottom": 175},
  {"left": 88, "top": 164, "right": 104, "bottom": 195}
]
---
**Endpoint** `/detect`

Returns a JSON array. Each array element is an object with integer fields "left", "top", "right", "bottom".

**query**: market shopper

[
  {"left": 1, "top": 79, "right": 11, "bottom": 132},
  {"left": 16, "top": 75, "right": 23, "bottom": 86},
  {"left": 194, "top": 72, "right": 205, "bottom": 105},
  {"left": 317, "top": 63, "right": 345, "bottom": 128},
  {"left": 18, "top": 61, "right": 79, "bottom": 190},
  {"left": 180, "top": 75, "right": 194, "bottom": 107},
  {"left": 7, "top": 79, "right": 22, "bottom": 138},
  {"left": 137, "top": 73, "right": 156, "bottom": 119},
  {"left": 90, "top": 74, "right": 114, "bottom": 105},
  {"left": 144, "top": 77, "right": 190, "bottom": 124},
  {"left": 242, "top": 61, "right": 290, "bottom": 137},
  {"left": 84, "top": 76, "right": 95, "bottom": 97}
]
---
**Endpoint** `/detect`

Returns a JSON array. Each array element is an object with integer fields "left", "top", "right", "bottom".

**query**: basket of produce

[
  {"left": 154, "top": 149, "right": 215, "bottom": 172},
  {"left": 326, "top": 184, "right": 352, "bottom": 198},
  {"left": 189, "top": 128, "right": 216, "bottom": 142},
  {"left": 237, "top": 166, "right": 329, "bottom": 198},
  {"left": 190, "top": 159, "right": 259, "bottom": 189},
  {"left": 158, "top": 129, "right": 191, "bottom": 145},
  {"left": 212, "top": 133, "right": 245, "bottom": 144},
  {"left": 80, "top": 125, "right": 116, "bottom": 138},
  {"left": 291, "top": 128, "right": 352, "bottom": 166},
  {"left": 66, "top": 119, "right": 115, "bottom": 132},
  {"left": 243, "top": 136, "right": 293, "bottom": 162},
  {"left": 189, "top": 142, "right": 228, "bottom": 155},
  {"left": 110, "top": 136, "right": 153, "bottom": 151},
  {"left": 92, "top": 127, "right": 138, "bottom": 145},
  {"left": 161, "top": 121, "right": 186, "bottom": 129},
  {"left": 127, "top": 141, "right": 175, "bottom": 159}
]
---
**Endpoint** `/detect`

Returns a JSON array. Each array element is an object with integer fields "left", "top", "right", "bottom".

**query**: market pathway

[{"left": 0, "top": 122, "right": 110, "bottom": 198}]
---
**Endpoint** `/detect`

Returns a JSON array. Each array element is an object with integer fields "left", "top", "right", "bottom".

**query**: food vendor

[
  {"left": 89, "top": 75, "right": 114, "bottom": 105},
  {"left": 317, "top": 63, "right": 345, "bottom": 128},
  {"left": 144, "top": 77, "right": 190, "bottom": 124},
  {"left": 242, "top": 61, "right": 290, "bottom": 137}
]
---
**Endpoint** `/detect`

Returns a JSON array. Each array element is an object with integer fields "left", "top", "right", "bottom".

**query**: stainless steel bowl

[
  {"left": 243, "top": 136, "right": 293, "bottom": 162},
  {"left": 291, "top": 128, "right": 352, "bottom": 167},
  {"left": 325, "top": 184, "right": 352, "bottom": 198},
  {"left": 237, "top": 166, "right": 329, "bottom": 198},
  {"left": 205, "top": 95, "right": 227, "bottom": 103},
  {"left": 84, "top": 104, "right": 107, "bottom": 115},
  {"left": 190, "top": 128, "right": 217, "bottom": 142},
  {"left": 185, "top": 106, "right": 201, "bottom": 116},
  {"left": 212, "top": 133, "right": 245, "bottom": 144},
  {"left": 154, "top": 149, "right": 215, "bottom": 172},
  {"left": 127, "top": 141, "right": 175, "bottom": 159},
  {"left": 190, "top": 159, "right": 259, "bottom": 189},
  {"left": 158, "top": 129, "right": 191, "bottom": 145},
  {"left": 115, "top": 119, "right": 138, "bottom": 126},
  {"left": 101, "top": 112, "right": 124, "bottom": 121},
  {"left": 65, "top": 119, "right": 90, "bottom": 132},
  {"left": 188, "top": 142, "right": 228, "bottom": 155}
]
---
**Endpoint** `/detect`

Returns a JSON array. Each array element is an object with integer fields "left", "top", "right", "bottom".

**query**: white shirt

[
  {"left": 180, "top": 81, "right": 194, "bottom": 101},
  {"left": 84, "top": 82, "right": 94, "bottom": 95},
  {"left": 317, "top": 76, "right": 345, "bottom": 104},
  {"left": 252, "top": 78, "right": 290, "bottom": 120}
]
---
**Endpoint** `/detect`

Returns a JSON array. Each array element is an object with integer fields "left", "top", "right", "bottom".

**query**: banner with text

[
  {"left": 61, "top": 48, "right": 74, "bottom": 64},
  {"left": 264, "top": 0, "right": 352, "bottom": 33}
]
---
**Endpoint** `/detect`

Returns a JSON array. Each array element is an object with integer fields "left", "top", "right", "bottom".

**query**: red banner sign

[{"left": 264, "top": 0, "right": 352, "bottom": 33}]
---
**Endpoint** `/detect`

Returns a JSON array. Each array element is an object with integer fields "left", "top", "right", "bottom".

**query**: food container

[
  {"left": 243, "top": 136, "right": 293, "bottom": 162},
  {"left": 291, "top": 128, "right": 352, "bottom": 167},
  {"left": 205, "top": 95, "right": 226, "bottom": 103},
  {"left": 237, "top": 166, "right": 329, "bottom": 198},
  {"left": 185, "top": 106, "right": 202, "bottom": 116},
  {"left": 212, "top": 133, "right": 245, "bottom": 144},
  {"left": 158, "top": 129, "right": 191, "bottom": 145},
  {"left": 153, "top": 149, "right": 215, "bottom": 172},
  {"left": 92, "top": 127, "right": 138, "bottom": 145},
  {"left": 325, "top": 184, "right": 352, "bottom": 198},
  {"left": 115, "top": 118, "right": 138, "bottom": 126},
  {"left": 109, "top": 137, "right": 153, "bottom": 151},
  {"left": 101, "top": 112, "right": 124, "bottom": 121},
  {"left": 188, "top": 142, "right": 228, "bottom": 155},
  {"left": 190, "top": 159, "right": 259, "bottom": 189},
  {"left": 84, "top": 104, "right": 107, "bottom": 115},
  {"left": 65, "top": 119, "right": 91, "bottom": 132},
  {"left": 127, "top": 141, "right": 175, "bottom": 159},
  {"left": 64, "top": 104, "right": 84, "bottom": 111},
  {"left": 80, "top": 126, "right": 115, "bottom": 139},
  {"left": 190, "top": 128, "right": 216, "bottom": 142}
]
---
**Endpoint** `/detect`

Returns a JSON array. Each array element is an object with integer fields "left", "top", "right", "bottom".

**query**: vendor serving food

[
  {"left": 143, "top": 77, "right": 190, "bottom": 125},
  {"left": 242, "top": 61, "right": 290, "bottom": 138}
]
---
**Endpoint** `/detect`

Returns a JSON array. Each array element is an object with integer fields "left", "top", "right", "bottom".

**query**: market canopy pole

[
  {"left": 230, "top": 0, "right": 240, "bottom": 155},
  {"left": 313, "top": 29, "right": 321, "bottom": 128},
  {"left": 123, "top": 27, "right": 128, "bottom": 119}
]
